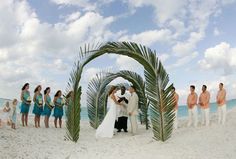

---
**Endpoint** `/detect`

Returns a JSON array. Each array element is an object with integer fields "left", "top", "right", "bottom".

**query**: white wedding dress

[{"left": 96, "top": 96, "right": 117, "bottom": 138}]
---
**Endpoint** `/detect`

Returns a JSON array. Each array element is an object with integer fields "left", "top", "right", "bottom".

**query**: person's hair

[
  {"left": 34, "top": 85, "right": 41, "bottom": 93},
  {"left": 108, "top": 86, "right": 117, "bottom": 96},
  {"left": 220, "top": 83, "right": 224, "bottom": 86},
  {"left": 203, "top": 85, "right": 207, "bottom": 89},
  {"left": 190, "top": 85, "right": 195, "bottom": 90},
  {"left": 130, "top": 85, "right": 136, "bottom": 91},
  {"left": 172, "top": 87, "right": 176, "bottom": 91},
  {"left": 54, "top": 90, "right": 62, "bottom": 97},
  {"left": 12, "top": 99, "right": 17, "bottom": 104},
  {"left": 44, "top": 87, "right": 50, "bottom": 95},
  {"left": 22, "top": 83, "right": 29, "bottom": 91},
  {"left": 121, "top": 86, "right": 126, "bottom": 90}
]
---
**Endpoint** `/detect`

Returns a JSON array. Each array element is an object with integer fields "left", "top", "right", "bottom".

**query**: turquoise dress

[
  {"left": 43, "top": 95, "right": 53, "bottom": 117},
  {"left": 20, "top": 91, "right": 31, "bottom": 114},
  {"left": 33, "top": 93, "right": 44, "bottom": 116},
  {"left": 53, "top": 97, "right": 64, "bottom": 118},
  {"left": 12, "top": 108, "right": 17, "bottom": 124}
]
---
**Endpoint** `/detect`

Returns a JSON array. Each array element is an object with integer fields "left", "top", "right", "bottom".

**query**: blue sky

[{"left": 0, "top": 0, "right": 236, "bottom": 105}]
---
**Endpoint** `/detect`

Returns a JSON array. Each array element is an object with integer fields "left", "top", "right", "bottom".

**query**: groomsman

[
  {"left": 127, "top": 86, "right": 139, "bottom": 135},
  {"left": 199, "top": 85, "right": 210, "bottom": 126},
  {"left": 115, "top": 86, "right": 130, "bottom": 132},
  {"left": 172, "top": 87, "right": 179, "bottom": 129},
  {"left": 216, "top": 83, "right": 227, "bottom": 125},
  {"left": 187, "top": 85, "right": 198, "bottom": 127}
]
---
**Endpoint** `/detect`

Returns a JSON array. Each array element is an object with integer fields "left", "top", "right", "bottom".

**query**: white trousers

[
  {"left": 174, "top": 110, "right": 178, "bottom": 129},
  {"left": 218, "top": 104, "right": 226, "bottom": 125},
  {"left": 130, "top": 115, "right": 138, "bottom": 135},
  {"left": 188, "top": 106, "right": 198, "bottom": 127},
  {"left": 201, "top": 108, "right": 210, "bottom": 126}
]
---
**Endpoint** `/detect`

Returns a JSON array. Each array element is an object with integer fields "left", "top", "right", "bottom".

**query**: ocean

[{"left": 1, "top": 98, "right": 235, "bottom": 120}]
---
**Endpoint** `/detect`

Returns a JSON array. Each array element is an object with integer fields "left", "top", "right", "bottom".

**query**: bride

[{"left": 96, "top": 86, "right": 123, "bottom": 138}]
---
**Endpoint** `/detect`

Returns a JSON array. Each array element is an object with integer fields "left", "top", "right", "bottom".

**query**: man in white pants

[
  {"left": 187, "top": 85, "right": 198, "bottom": 127},
  {"left": 127, "top": 86, "right": 139, "bottom": 135},
  {"left": 172, "top": 87, "right": 179, "bottom": 129},
  {"left": 216, "top": 83, "right": 226, "bottom": 125},
  {"left": 199, "top": 85, "right": 210, "bottom": 126}
]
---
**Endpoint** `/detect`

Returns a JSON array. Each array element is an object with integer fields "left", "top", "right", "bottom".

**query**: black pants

[{"left": 115, "top": 116, "right": 128, "bottom": 131}]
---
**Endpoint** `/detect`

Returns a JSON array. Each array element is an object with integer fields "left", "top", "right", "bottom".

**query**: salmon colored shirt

[
  {"left": 174, "top": 92, "right": 179, "bottom": 110},
  {"left": 199, "top": 91, "right": 210, "bottom": 109},
  {"left": 187, "top": 92, "right": 198, "bottom": 109},
  {"left": 217, "top": 89, "right": 226, "bottom": 106}
]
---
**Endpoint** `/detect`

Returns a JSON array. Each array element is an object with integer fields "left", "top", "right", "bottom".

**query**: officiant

[{"left": 115, "top": 86, "right": 130, "bottom": 132}]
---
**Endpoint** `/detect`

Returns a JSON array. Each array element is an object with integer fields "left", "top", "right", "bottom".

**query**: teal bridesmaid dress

[
  {"left": 33, "top": 93, "right": 44, "bottom": 115},
  {"left": 53, "top": 97, "right": 64, "bottom": 118},
  {"left": 43, "top": 95, "right": 53, "bottom": 117},
  {"left": 20, "top": 91, "right": 31, "bottom": 114}
]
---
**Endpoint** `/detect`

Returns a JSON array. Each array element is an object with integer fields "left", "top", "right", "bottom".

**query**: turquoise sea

[{"left": 1, "top": 98, "right": 236, "bottom": 120}]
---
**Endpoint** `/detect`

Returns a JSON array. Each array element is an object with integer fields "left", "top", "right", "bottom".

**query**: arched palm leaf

[
  {"left": 67, "top": 41, "right": 175, "bottom": 142},
  {"left": 87, "top": 70, "right": 149, "bottom": 129}
]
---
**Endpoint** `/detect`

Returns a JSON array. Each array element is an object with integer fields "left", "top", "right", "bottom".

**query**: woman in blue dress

[
  {"left": 43, "top": 87, "right": 53, "bottom": 128},
  {"left": 33, "top": 85, "right": 43, "bottom": 128},
  {"left": 20, "top": 83, "right": 31, "bottom": 127},
  {"left": 53, "top": 90, "right": 64, "bottom": 128}
]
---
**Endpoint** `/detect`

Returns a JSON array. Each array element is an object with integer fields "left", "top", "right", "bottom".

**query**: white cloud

[
  {"left": 198, "top": 42, "right": 236, "bottom": 75},
  {"left": 169, "top": 51, "right": 198, "bottom": 68},
  {"left": 119, "top": 29, "right": 173, "bottom": 46},
  {"left": 50, "top": 0, "right": 96, "bottom": 11},
  {"left": 115, "top": 55, "right": 143, "bottom": 73},
  {"left": 0, "top": 0, "right": 119, "bottom": 99},
  {"left": 125, "top": 0, "right": 187, "bottom": 24}
]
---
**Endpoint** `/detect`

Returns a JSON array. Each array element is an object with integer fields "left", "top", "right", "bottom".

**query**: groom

[
  {"left": 127, "top": 86, "right": 139, "bottom": 135},
  {"left": 115, "top": 86, "right": 130, "bottom": 132}
]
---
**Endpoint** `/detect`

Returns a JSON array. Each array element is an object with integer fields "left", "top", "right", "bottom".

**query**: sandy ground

[{"left": 1, "top": 108, "right": 236, "bottom": 159}]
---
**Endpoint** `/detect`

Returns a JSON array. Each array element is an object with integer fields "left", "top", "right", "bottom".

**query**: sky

[{"left": 0, "top": 0, "right": 236, "bottom": 105}]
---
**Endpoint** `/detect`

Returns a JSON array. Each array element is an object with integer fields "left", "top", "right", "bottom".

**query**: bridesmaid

[
  {"left": 53, "top": 90, "right": 64, "bottom": 128},
  {"left": 43, "top": 87, "right": 53, "bottom": 128},
  {"left": 20, "top": 83, "right": 31, "bottom": 127},
  {"left": 33, "top": 85, "right": 43, "bottom": 128}
]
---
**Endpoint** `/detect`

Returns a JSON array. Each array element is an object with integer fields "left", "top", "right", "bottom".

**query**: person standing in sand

[
  {"left": 172, "top": 87, "right": 179, "bottom": 129},
  {"left": 187, "top": 85, "right": 198, "bottom": 127},
  {"left": 20, "top": 83, "right": 31, "bottom": 127},
  {"left": 216, "top": 83, "right": 227, "bottom": 125},
  {"left": 96, "top": 86, "right": 124, "bottom": 138},
  {"left": 33, "top": 85, "right": 44, "bottom": 128},
  {"left": 127, "top": 86, "right": 139, "bottom": 135},
  {"left": 43, "top": 87, "right": 54, "bottom": 128},
  {"left": 198, "top": 85, "right": 210, "bottom": 126},
  {"left": 53, "top": 90, "right": 64, "bottom": 128}
]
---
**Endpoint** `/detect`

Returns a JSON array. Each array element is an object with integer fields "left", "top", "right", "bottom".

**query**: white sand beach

[{"left": 1, "top": 108, "right": 236, "bottom": 159}]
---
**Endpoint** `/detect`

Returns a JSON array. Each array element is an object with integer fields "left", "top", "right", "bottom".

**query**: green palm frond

[
  {"left": 87, "top": 72, "right": 111, "bottom": 129},
  {"left": 65, "top": 44, "right": 102, "bottom": 142},
  {"left": 87, "top": 70, "right": 149, "bottom": 129},
  {"left": 67, "top": 41, "right": 174, "bottom": 142}
]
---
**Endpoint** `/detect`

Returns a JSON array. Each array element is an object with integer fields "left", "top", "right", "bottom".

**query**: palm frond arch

[
  {"left": 66, "top": 41, "right": 175, "bottom": 142},
  {"left": 87, "top": 70, "right": 149, "bottom": 130}
]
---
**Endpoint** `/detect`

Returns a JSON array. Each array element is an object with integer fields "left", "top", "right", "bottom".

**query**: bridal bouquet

[
  {"left": 26, "top": 96, "right": 31, "bottom": 103},
  {"left": 49, "top": 101, "right": 55, "bottom": 108},
  {"left": 38, "top": 98, "right": 43, "bottom": 106}
]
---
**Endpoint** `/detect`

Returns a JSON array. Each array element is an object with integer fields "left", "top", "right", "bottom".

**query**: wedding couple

[{"left": 96, "top": 85, "right": 139, "bottom": 138}]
